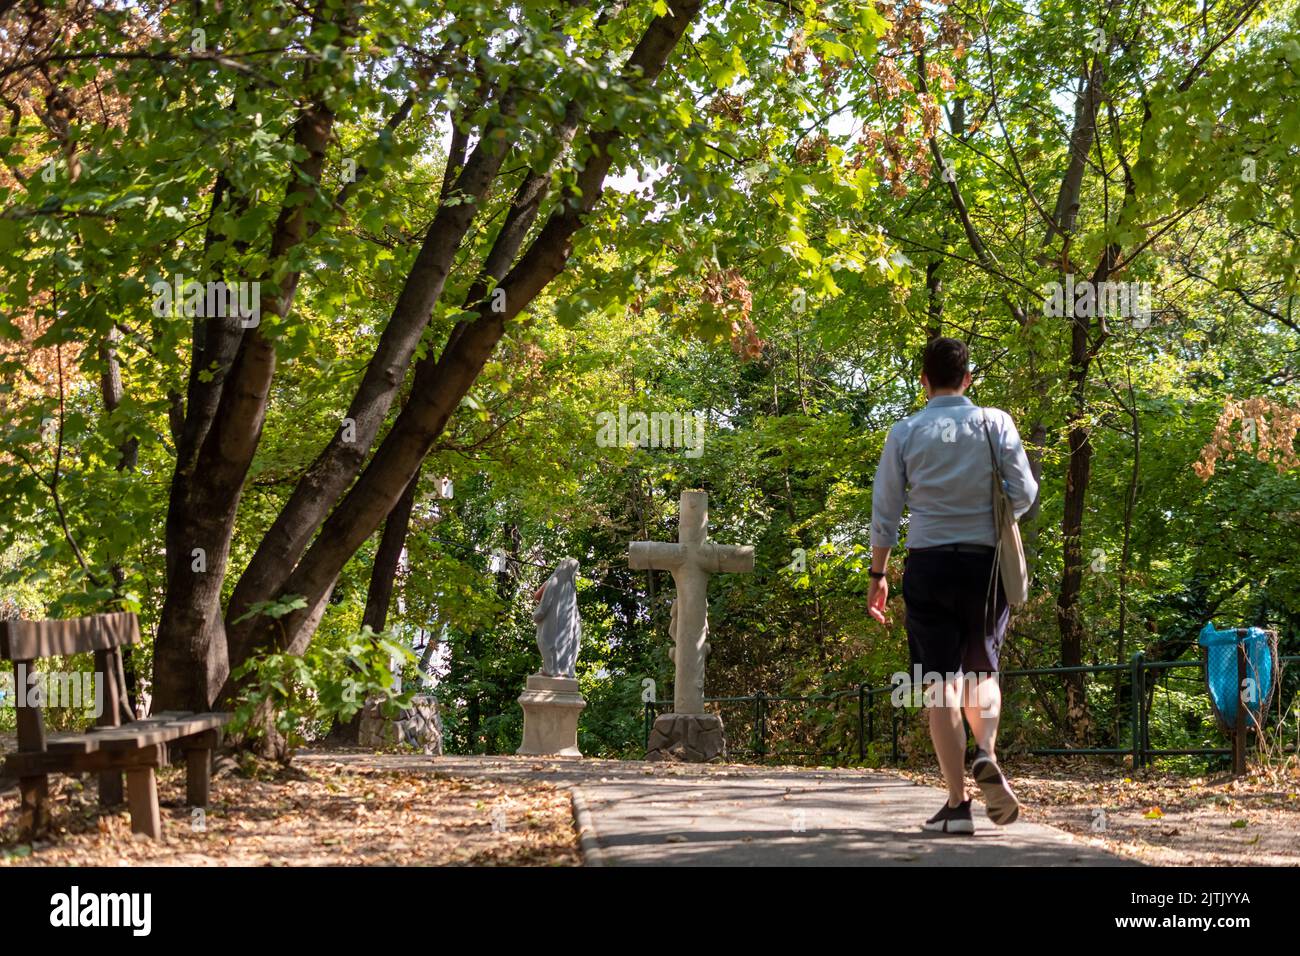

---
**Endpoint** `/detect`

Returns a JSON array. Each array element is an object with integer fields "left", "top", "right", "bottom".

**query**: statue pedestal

[
  {"left": 517, "top": 674, "right": 585, "bottom": 757},
  {"left": 645, "top": 713, "right": 726, "bottom": 762}
]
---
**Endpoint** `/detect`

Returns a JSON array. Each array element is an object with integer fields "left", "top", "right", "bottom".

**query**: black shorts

[{"left": 902, "top": 545, "right": 1009, "bottom": 677}]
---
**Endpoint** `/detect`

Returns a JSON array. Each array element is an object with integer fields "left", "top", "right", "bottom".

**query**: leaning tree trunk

[
  {"left": 331, "top": 471, "right": 421, "bottom": 744},
  {"left": 362, "top": 471, "right": 421, "bottom": 635},
  {"left": 225, "top": 0, "right": 707, "bottom": 686},
  {"left": 153, "top": 4, "right": 354, "bottom": 711}
]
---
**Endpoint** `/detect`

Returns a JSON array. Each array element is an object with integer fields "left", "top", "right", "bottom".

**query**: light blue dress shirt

[{"left": 870, "top": 395, "right": 1039, "bottom": 549}]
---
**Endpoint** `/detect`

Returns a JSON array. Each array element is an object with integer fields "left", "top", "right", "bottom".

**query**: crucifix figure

[{"left": 629, "top": 490, "right": 754, "bottom": 715}]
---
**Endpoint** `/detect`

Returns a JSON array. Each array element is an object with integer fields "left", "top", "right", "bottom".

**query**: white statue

[{"left": 532, "top": 558, "right": 581, "bottom": 678}]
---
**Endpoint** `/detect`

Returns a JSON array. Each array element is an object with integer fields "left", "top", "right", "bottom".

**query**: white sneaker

[{"left": 922, "top": 798, "right": 975, "bottom": 834}]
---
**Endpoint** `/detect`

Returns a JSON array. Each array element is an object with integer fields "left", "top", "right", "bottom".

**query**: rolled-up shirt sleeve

[
  {"left": 870, "top": 424, "right": 907, "bottom": 548},
  {"left": 998, "top": 413, "right": 1039, "bottom": 520}
]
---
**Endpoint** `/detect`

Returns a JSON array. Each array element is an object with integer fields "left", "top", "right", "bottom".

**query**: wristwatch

[{"left": 868, "top": 570, "right": 887, "bottom": 580}]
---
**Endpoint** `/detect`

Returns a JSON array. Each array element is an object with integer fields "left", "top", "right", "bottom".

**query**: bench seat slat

[
  {"left": 45, "top": 733, "right": 103, "bottom": 754},
  {"left": 93, "top": 714, "right": 230, "bottom": 750},
  {"left": 22, "top": 713, "right": 231, "bottom": 755},
  {"left": 88, "top": 711, "right": 196, "bottom": 733}
]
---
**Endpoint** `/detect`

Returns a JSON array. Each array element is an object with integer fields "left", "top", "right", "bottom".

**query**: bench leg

[
  {"left": 186, "top": 747, "right": 211, "bottom": 808},
  {"left": 18, "top": 775, "right": 50, "bottom": 840},
  {"left": 99, "top": 770, "right": 124, "bottom": 807},
  {"left": 125, "top": 767, "right": 162, "bottom": 839}
]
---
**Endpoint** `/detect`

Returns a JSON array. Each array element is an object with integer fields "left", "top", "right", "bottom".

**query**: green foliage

[
  {"left": 229, "top": 627, "right": 416, "bottom": 755},
  {"left": 1, "top": 0, "right": 1298, "bottom": 768}
]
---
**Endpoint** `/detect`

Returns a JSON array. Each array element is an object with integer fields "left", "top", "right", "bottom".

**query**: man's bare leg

[
  {"left": 964, "top": 672, "right": 1020, "bottom": 824},
  {"left": 929, "top": 676, "right": 968, "bottom": 807},
  {"left": 962, "top": 673, "right": 1001, "bottom": 757}
]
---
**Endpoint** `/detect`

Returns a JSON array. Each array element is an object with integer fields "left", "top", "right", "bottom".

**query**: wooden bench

[{"left": 1, "top": 611, "right": 231, "bottom": 839}]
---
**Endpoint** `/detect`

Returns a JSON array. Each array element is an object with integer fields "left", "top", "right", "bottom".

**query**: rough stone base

[
  {"left": 644, "top": 713, "right": 726, "bottom": 762},
  {"left": 517, "top": 674, "right": 585, "bottom": 757},
  {"left": 359, "top": 694, "right": 443, "bottom": 754}
]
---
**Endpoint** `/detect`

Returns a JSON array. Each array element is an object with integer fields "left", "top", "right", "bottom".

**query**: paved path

[{"left": 297, "top": 753, "right": 1134, "bottom": 866}]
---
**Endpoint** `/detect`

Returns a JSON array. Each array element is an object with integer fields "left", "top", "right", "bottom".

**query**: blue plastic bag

[{"left": 1198, "top": 622, "right": 1276, "bottom": 729}]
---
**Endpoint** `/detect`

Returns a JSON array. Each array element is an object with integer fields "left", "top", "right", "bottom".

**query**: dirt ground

[
  {"left": 0, "top": 748, "right": 581, "bottom": 867},
  {"left": 900, "top": 757, "right": 1300, "bottom": 865}
]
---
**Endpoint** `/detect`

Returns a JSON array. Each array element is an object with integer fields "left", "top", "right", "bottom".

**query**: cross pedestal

[{"left": 629, "top": 490, "right": 753, "bottom": 761}]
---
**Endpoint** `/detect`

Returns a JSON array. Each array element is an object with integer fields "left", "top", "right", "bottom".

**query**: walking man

[{"left": 867, "top": 337, "right": 1038, "bottom": 833}]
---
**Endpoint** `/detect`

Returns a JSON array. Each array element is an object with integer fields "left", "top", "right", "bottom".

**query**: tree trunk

[
  {"left": 1056, "top": 310, "right": 1096, "bottom": 744},
  {"left": 224, "top": 0, "right": 706, "bottom": 683},
  {"left": 1054, "top": 248, "right": 1115, "bottom": 744},
  {"left": 222, "top": 109, "right": 517, "bottom": 666},
  {"left": 362, "top": 471, "right": 420, "bottom": 635},
  {"left": 1043, "top": 59, "right": 1113, "bottom": 744},
  {"left": 925, "top": 257, "right": 943, "bottom": 339},
  {"left": 330, "top": 471, "right": 421, "bottom": 745},
  {"left": 152, "top": 4, "right": 361, "bottom": 710},
  {"left": 1023, "top": 57, "right": 1105, "bottom": 562},
  {"left": 98, "top": 328, "right": 140, "bottom": 711}
]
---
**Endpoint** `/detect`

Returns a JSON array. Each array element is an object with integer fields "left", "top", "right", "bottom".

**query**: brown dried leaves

[{"left": 1194, "top": 396, "right": 1300, "bottom": 479}]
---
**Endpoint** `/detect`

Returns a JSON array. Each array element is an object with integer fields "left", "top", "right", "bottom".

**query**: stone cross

[{"left": 629, "top": 490, "right": 754, "bottom": 713}]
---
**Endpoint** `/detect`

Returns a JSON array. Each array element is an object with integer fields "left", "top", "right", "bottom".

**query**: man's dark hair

[{"left": 922, "top": 336, "right": 969, "bottom": 390}]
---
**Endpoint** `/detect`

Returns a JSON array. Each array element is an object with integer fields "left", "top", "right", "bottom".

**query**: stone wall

[{"left": 358, "top": 694, "right": 443, "bottom": 754}]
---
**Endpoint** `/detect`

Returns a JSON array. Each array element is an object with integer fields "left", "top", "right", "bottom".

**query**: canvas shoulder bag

[{"left": 980, "top": 408, "right": 1029, "bottom": 607}]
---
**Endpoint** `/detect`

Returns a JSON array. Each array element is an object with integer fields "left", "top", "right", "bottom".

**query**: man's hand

[{"left": 868, "top": 575, "right": 889, "bottom": 624}]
